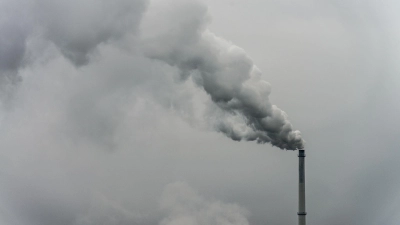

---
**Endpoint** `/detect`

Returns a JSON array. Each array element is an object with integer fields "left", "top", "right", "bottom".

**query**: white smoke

[
  {"left": 141, "top": 1, "right": 304, "bottom": 149},
  {"left": 0, "top": 0, "right": 303, "bottom": 150}
]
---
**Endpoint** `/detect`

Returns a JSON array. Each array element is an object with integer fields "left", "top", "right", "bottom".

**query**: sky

[{"left": 0, "top": 0, "right": 400, "bottom": 225}]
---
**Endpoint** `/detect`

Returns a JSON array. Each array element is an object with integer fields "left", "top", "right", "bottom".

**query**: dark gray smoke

[{"left": 141, "top": 1, "right": 304, "bottom": 149}]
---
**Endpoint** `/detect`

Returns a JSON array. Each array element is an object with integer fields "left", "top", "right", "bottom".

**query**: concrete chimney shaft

[{"left": 298, "top": 149, "right": 306, "bottom": 225}]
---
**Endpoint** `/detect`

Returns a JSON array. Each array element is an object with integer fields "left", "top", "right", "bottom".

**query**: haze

[{"left": 0, "top": 0, "right": 399, "bottom": 225}]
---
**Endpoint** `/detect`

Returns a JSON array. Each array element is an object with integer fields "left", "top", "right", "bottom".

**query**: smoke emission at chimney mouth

[
  {"left": 0, "top": 0, "right": 304, "bottom": 150},
  {"left": 141, "top": 3, "right": 305, "bottom": 149}
]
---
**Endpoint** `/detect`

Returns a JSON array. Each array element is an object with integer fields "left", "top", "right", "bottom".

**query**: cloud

[
  {"left": 73, "top": 192, "right": 144, "bottom": 225},
  {"left": 160, "top": 182, "right": 250, "bottom": 225},
  {"left": 34, "top": 0, "right": 148, "bottom": 66}
]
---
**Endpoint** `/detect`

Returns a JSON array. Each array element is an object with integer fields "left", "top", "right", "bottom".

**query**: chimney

[{"left": 298, "top": 149, "right": 306, "bottom": 225}]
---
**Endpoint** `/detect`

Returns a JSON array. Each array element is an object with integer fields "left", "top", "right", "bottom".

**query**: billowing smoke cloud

[
  {"left": 0, "top": 0, "right": 303, "bottom": 150},
  {"left": 160, "top": 182, "right": 249, "bottom": 225},
  {"left": 0, "top": 0, "right": 304, "bottom": 224},
  {"left": 141, "top": 1, "right": 304, "bottom": 149}
]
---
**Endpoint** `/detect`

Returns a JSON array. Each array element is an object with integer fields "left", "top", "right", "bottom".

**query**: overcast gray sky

[{"left": 0, "top": 0, "right": 400, "bottom": 225}]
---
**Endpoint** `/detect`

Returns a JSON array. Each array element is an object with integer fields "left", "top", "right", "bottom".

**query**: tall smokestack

[{"left": 298, "top": 149, "right": 306, "bottom": 225}]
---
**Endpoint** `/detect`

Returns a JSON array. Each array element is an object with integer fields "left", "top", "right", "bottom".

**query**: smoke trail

[
  {"left": 141, "top": 1, "right": 304, "bottom": 150},
  {"left": 0, "top": 0, "right": 304, "bottom": 151},
  {"left": 0, "top": 0, "right": 303, "bottom": 150}
]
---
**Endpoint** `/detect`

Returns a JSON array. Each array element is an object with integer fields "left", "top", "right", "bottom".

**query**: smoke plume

[
  {"left": 141, "top": 1, "right": 304, "bottom": 149},
  {"left": 0, "top": 0, "right": 303, "bottom": 150}
]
